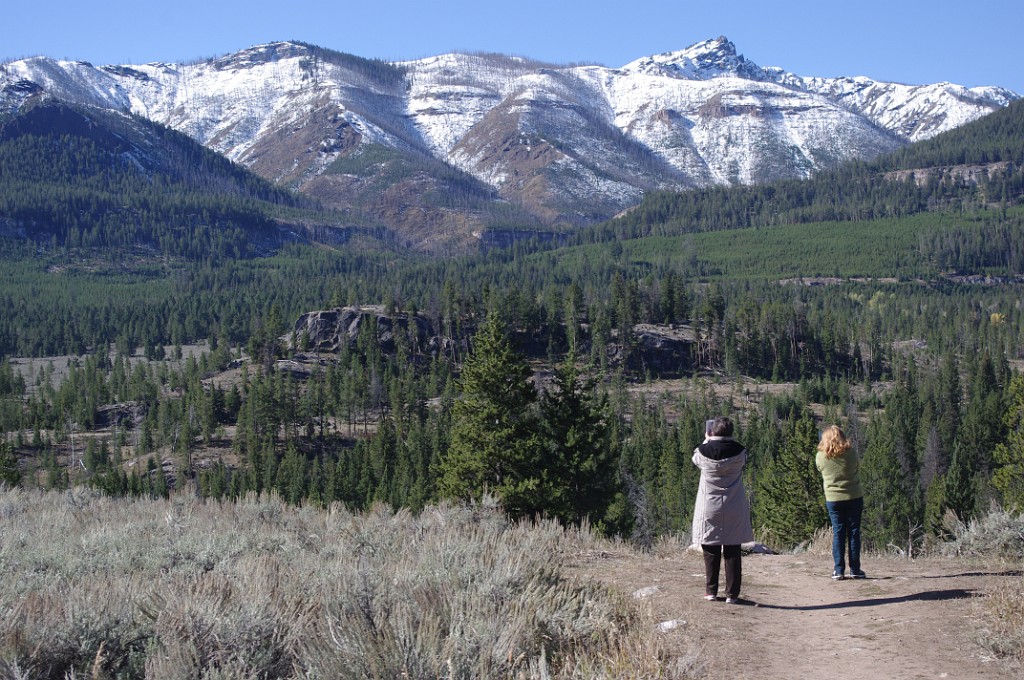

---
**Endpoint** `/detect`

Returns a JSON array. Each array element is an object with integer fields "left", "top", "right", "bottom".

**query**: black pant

[{"left": 702, "top": 544, "right": 742, "bottom": 598}]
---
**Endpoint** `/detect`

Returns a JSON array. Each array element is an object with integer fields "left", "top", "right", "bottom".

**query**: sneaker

[
  {"left": 831, "top": 571, "right": 845, "bottom": 580},
  {"left": 704, "top": 594, "right": 717, "bottom": 601},
  {"left": 851, "top": 570, "right": 867, "bottom": 579},
  {"left": 725, "top": 597, "right": 740, "bottom": 604}
]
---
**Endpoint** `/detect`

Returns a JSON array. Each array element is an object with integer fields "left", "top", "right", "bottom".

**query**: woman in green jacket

[{"left": 815, "top": 425, "right": 866, "bottom": 580}]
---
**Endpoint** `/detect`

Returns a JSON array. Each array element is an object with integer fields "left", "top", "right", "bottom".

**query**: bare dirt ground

[{"left": 571, "top": 547, "right": 1023, "bottom": 680}]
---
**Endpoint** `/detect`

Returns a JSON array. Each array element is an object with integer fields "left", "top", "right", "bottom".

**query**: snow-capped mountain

[
  {"left": 628, "top": 37, "right": 1018, "bottom": 143},
  {"left": 1, "top": 37, "right": 1018, "bottom": 249}
]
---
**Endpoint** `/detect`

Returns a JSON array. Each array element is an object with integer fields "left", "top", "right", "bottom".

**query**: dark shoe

[
  {"left": 851, "top": 570, "right": 867, "bottom": 579},
  {"left": 832, "top": 571, "right": 845, "bottom": 580}
]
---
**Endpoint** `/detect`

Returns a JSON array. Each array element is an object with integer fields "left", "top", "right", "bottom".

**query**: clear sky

[{"left": 3, "top": 0, "right": 1021, "bottom": 93}]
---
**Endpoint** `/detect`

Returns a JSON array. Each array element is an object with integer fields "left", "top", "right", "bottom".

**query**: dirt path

[{"left": 572, "top": 548, "right": 1022, "bottom": 679}]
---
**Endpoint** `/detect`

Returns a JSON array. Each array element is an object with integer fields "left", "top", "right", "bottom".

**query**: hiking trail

[{"left": 572, "top": 548, "right": 1022, "bottom": 679}]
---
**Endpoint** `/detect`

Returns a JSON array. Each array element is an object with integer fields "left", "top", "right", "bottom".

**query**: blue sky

[{"left": 3, "top": 0, "right": 1022, "bottom": 93}]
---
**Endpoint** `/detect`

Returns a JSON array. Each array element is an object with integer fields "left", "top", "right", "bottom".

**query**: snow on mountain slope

[
  {"left": 2, "top": 57, "right": 136, "bottom": 114},
  {"left": 623, "top": 36, "right": 1018, "bottom": 142},
  {"left": 402, "top": 52, "right": 531, "bottom": 156},
  {"left": 793, "top": 76, "right": 1017, "bottom": 141},
  {"left": 622, "top": 36, "right": 770, "bottom": 82},
  {"left": 3, "top": 43, "right": 413, "bottom": 187},
  {"left": 114, "top": 45, "right": 415, "bottom": 186},
  {"left": 577, "top": 66, "right": 902, "bottom": 186},
  {"left": 1, "top": 37, "right": 1019, "bottom": 246}
]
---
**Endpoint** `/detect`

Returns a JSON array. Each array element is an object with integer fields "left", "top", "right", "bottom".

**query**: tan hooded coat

[{"left": 691, "top": 437, "right": 755, "bottom": 546}]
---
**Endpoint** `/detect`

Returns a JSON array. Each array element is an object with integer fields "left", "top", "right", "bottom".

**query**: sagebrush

[
  {"left": 941, "top": 505, "right": 1024, "bottom": 664},
  {"left": 0, "top": 488, "right": 690, "bottom": 679}
]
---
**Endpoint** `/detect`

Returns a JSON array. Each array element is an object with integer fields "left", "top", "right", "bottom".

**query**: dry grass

[
  {"left": 937, "top": 505, "right": 1024, "bottom": 664},
  {"left": 976, "top": 574, "right": 1024, "bottom": 663},
  {"left": 0, "top": 488, "right": 692, "bottom": 679},
  {"left": 800, "top": 526, "right": 835, "bottom": 556}
]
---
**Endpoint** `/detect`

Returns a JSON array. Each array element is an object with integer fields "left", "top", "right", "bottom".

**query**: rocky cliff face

[
  {"left": 291, "top": 306, "right": 696, "bottom": 376},
  {"left": 292, "top": 306, "right": 442, "bottom": 357},
  {"left": 2, "top": 37, "right": 1017, "bottom": 250}
]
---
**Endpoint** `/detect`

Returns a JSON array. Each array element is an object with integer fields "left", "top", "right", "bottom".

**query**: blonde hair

[{"left": 817, "top": 425, "right": 851, "bottom": 460}]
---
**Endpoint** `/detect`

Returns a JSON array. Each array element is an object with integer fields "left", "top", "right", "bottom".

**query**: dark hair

[{"left": 711, "top": 416, "right": 734, "bottom": 438}]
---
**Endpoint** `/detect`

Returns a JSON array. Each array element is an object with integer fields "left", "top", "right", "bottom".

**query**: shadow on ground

[
  {"left": 920, "top": 570, "right": 1023, "bottom": 579},
  {"left": 746, "top": 588, "right": 976, "bottom": 611}
]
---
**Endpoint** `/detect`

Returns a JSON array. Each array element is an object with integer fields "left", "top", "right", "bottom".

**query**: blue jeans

[{"left": 826, "top": 497, "right": 863, "bottom": 575}]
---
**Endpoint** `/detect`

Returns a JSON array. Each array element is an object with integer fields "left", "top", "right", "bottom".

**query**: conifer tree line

[
  {"left": 2, "top": 94, "right": 1023, "bottom": 360},
  {"left": 0, "top": 131, "right": 295, "bottom": 260},
  {"left": 5, "top": 205, "right": 1024, "bottom": 360},
  {"left": 2, "top": 282, "right": 1023, "bottom": 550}
]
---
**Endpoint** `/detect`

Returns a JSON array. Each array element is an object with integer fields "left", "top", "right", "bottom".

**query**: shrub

[
  {"left": 939, "top": 505, "right": 1024, "bottom": 559},
  {"left": 0, "top": 488, "right": 689, "bottom": 679},
  {"left": 939, "top": 504, "right": 1024, "bottom": 665},
  {"left": 975, "top": 574, "right": 1024, "bottom": 662}
]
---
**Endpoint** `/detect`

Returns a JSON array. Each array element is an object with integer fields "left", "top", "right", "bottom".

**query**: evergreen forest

[{"left": 2, "top": 95, "right": 1024, "bottom": 554}]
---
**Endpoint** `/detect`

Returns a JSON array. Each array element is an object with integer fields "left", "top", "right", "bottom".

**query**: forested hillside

[
  {"left": 0, "top": 100, "right": 341, "bottom": 260},
  {"left": 873, "top": 95, "right": 1024, "bottom": 170},
  {"left": 1, "top": 90, "right": 1023, "bottom": 571},
  {"left": 585, "top": 97, "right": 1024, "bottom": 242}
]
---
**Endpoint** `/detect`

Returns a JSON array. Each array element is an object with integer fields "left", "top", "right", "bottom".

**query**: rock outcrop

[
  {"left": 292, "top": 305, "right": 439, "bottom": 357},
  {"left": 291, "top": 306, "right": 696, "bottom": 376}
]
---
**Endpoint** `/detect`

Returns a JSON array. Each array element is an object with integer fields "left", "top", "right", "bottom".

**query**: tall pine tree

[
  {"left": 538, "top": 351, "right": 620, "bottom": 531},
  {"left": 862, "top": 415, "right": 923, "bottom": 551},
  {"left": 754, "top": 412, "right": 827, "bottom": 548},
  {"left": 993, "top": 374, "right": 1024, "bottom": 512},
  {"left": 437, "top": 314, "right": 543, "bottom": 518},
  {"left": 0, "top": 440, "right": 20, "bottom": 487}
]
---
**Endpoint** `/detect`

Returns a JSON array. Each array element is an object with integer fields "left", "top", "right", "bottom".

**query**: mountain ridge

[{"left": 2, "top": 36, "right": 1019, "bottom": 250}]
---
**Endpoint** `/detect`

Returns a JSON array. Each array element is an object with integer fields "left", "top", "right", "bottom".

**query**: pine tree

[
  {"left": 437, "top": 314, "right": 543, "bottom": 518},
  {"left": 277, "top": 444, "right": 307, "bottom": 505},
  {"left": 653, "top": 422, "right": 700, "bottom": 536},
  {"left": 862, "top": 416, "right": 922, "bottom": 551},
  {"left": 754, "top": 412, "right": 827, "bottom": 548},
  {"left": 0, "top": 440, "right": 20, "bottom": 487},
  {"left": 993, "top": 374, "right": 1024, "bottom": 512},
  {"left": 944, "top": 442, "right": 975, "bottom": 521},
  {"left": 923, "top": 471, "right": 948, "bottom": 536},
  {"left": 538, "top": 351, "right": 618, "bottom": 530},
  {"left": 149, "top": 456, "right": 168, "bottom": 498}
]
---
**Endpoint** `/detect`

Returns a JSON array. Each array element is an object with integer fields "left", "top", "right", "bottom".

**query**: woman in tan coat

[{"left": 692, "top": 416, "right": 754, "bottom": 603}]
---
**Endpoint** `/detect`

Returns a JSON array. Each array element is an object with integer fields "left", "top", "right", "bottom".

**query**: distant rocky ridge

[
  {"left": 2, "top": 37, "right": 1018, "bottom": 251},
  {"left": 291, "top": 306, "right": 695, "bottom": 375},
  {"left": 883, "top": 161, "right": 1015, "bottom": 187}
]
